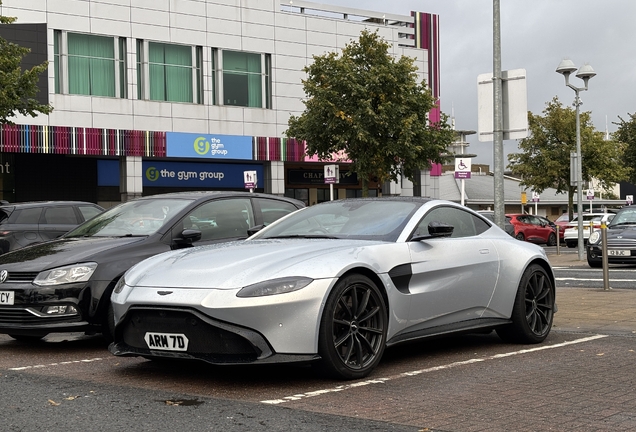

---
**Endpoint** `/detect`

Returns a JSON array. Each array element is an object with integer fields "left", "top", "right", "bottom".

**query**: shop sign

[{"left": 166, "top": 132, "right": 252, "bottom": 160}]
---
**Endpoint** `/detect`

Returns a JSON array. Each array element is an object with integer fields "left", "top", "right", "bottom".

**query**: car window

[
  {"left": 13, "top": 208, "right": 42, "bottom": 224},
  {"left": 78, "top": 205, "right": 102, "bottom": 221},
  {"left": 254, "top": 198, "right": 299, "bottom": 226},
  {"left": 43, "top": 206, "right": 78, "bottom": 224},
  {"left": 184, "top": 198, "right": 254, "bottom": 241},
  {"left": 417, "top": 206, "right": 489, "bottom": 238},
  {"left": 611, "top": 208, "right": 636, "bottom": 225}
]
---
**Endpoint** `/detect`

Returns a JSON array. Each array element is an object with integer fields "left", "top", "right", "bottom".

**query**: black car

[
  {"left": 587, "top": 205, "right": 636, "bottom": 268},
  {"left": 0, "top": 192, "right": 304, "bottom": 341},
  {"left": 0, "top": 201, "right": 104, "bottom": 254}
]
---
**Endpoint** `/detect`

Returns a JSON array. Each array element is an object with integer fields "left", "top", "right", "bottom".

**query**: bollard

[
  {"left": 601, "top": 223, "right": 610, "bottom": 291},
  {"left": 556, "top": 225, "right": 560, "bottom": 255}
]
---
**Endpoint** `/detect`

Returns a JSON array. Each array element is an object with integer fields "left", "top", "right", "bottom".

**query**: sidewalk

[{"left": 545, "top": 251, "right": 636, "bottom": 335}]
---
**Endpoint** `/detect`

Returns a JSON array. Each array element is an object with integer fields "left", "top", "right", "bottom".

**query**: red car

[
  {"left": 507, "top": 214, "right": 557, "bottom": 246},
  {"left": 554, "top": 213, "right": 575, "bottom": 244}
]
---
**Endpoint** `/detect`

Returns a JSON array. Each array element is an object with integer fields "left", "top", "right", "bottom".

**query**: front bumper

[
  {"left": 108, "top": 306, "right": 320, "bottom": 365},
  {"left": 587, "top": 245, "right": 636, "bottom": 264},
  {"left": 0, "top": 281, "right": 96, "bottom": 336}
]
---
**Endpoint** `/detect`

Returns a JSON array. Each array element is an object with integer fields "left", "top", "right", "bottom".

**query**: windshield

[
  {"left": 252, "top": 199, "right": 421, "bottom": 242},
  {"left": 65, "top": 198, "right": 193, "bottom": 237},
  {"left": 609, "top": 208, "right": 636, "bottom": 227}
]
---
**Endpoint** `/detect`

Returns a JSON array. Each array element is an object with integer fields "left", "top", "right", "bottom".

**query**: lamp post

[{"left": 556, "top": 59, "right": 596, "bottom": 261}]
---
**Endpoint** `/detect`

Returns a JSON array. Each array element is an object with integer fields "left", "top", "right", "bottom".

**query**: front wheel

[
  {"left": 496, "top": 264, "right": 554, "bottom": 344},
  {"left": 515, "top": 233, "right": 525, "bottom": 241},
  {"left": 547, "top": 233, "right": 557, "bottom": 246},
  {"left": 316, "top": 274, "right": 387, "bottom": 380}
]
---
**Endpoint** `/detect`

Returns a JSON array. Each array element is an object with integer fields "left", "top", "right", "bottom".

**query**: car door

[
  {"left": 40, "top": 205, "right": 81, "bottom": 241},
  {"left": 5, "top": 207, "right": 42, "bottom": 249},
  {"left": 405, "top": 206, "right": 500, "bottom": 331}
]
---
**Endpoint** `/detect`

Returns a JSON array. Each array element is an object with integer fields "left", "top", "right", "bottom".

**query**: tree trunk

[{"left": 362, "top": 178, "right": 369, "bottom": 197}]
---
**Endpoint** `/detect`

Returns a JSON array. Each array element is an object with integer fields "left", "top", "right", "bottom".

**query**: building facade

[{"left": 0, "top": 0, "right": 440, "bottom": 207}]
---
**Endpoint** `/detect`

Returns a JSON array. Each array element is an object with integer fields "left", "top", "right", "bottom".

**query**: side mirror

[
  {"left": 174, "top": 228, "right": 202, "bottom": 247},
  {"left": 410, "top": 221, "right": 454, "bottom": 242},
  {"left": 247, "top": 224, "right": 265, "bottom": 237}
]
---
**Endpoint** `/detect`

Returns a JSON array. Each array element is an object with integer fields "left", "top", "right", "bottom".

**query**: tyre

[
  {"left": 101, "top": 302, "right": 115, "bottom": 344},
  {"left": 496, "top": 264, "right": 554, "bottom": 344},
  {"left": 566, "top": 241, "right": 576, "bottom": 248},
  {"left": 515, "top": 232, "right": 525, "bottom": 241},
  {"left": 316, "top": 274, "right": 387, "bottom": 380},
  {"left": 547, "top": 233, "right": 557, "bottom": 246}
]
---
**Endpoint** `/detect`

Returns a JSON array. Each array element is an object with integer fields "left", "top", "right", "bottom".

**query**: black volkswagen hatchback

[{"left": 0, "top": 191, "right": 304, "bottom": 341}]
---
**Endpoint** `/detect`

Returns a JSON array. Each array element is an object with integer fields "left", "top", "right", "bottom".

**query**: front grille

[
  {"left": 120, "top": 308, "right": 259, "bottom": 362},
  {"left": 0, "top": 307, "right": 82, "bottom": 325},
  {"left": 607, "top": 239, "right": 636, "bottom": 249},
  {"left": 5, "top": 272, "right": 38, "bottom": 283}
]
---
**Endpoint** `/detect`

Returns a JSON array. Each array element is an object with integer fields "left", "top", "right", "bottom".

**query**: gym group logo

[
  {"left": 0, "top": 269, "right": 7, "bottom": 283},
  {"left": 193, "top": 137, "right": 210, "bottom": 155},
  {"left": 146, "top": 166, "right": 160, "bottom": 182}
]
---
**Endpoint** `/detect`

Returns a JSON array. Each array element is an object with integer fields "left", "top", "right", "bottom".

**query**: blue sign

[
  {"left": 98, "top": 160, "right": 263, "bottom": 189},
  {"left": 166, "top": 132, "right": 253, "bottom": 160}
]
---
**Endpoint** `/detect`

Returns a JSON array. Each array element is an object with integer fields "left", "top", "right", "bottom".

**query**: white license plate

[
  {"left": 0, "top": 291, "right": 14, "bottom": 305},
  {"left": 608, "top": 250, "right": 630, "bottom": 257},
  {"left": 144, "top": 332, "right": 189, "bottom": 351}
]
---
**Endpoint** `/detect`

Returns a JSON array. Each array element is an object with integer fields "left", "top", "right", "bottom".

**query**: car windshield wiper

[{"left": 266, "top": 234, "right": 339, "bottom": 239}]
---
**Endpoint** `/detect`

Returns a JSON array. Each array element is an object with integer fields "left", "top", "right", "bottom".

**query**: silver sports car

[{"left": 109, "top": 198, "right": 556, "bottom": 380}]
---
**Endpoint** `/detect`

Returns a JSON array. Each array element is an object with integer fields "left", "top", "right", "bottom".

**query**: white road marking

[
  {"left": 9, "top": 358, "right": 104, "bottom": 371},
  {"left": 261, "top": 334, "right": 608, "bottom": 405},
  {"left": 557, "top": 277, "right": 636, "bottom": 282}
]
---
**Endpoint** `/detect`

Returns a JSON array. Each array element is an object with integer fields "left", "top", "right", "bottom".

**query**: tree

[
  {"left": 0, "top": 1, "right": 53, "bottom": 123},
  {"left": 285, "top": 29, "right": 454, "bottom": 196},
  {"left": 615, "top": 113, "right": 636, "bottom": 183},
  {"left": 508, "top": 97, "right": 628, "bottom": 219}
]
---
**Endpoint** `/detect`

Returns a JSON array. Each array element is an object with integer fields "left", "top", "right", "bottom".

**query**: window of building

[
  {"left": 146, "top": 42, "right": 202, "bottom": 103},
  {"left": 221, "top": 50, "right": 271, "bottom": 108},
  {"left": 54, "top": 31, "right": 126, "bottom": 98}
]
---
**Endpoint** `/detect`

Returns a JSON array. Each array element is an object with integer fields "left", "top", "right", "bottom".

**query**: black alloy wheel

[
  {"left": 497, "top": 264, "right": 554, "bottom": 344},
  {"left": 515, "top": 232, "right": 525, "bottom": 241},
  {"left": 547, "top": 233, "right": 557, "bottom": 246},
  {"left": 317, "top": 274, "right": 387, "bottom": 380}
]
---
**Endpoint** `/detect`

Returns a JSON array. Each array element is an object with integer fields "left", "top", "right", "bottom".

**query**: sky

[{"left": 311, "top": 0, "right": 636, "bottom": 166}]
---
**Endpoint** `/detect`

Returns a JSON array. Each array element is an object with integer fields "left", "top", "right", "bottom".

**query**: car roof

[
  {"left": 133, "top": 191, "right": 305, "bottom": 206},
  {"left": 0, "top": 201, "right": 102, "bottom": 209}
]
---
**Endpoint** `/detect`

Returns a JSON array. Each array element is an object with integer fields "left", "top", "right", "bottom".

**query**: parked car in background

[
  {"left": 0, "top": 201, "right": 104, "bottom": 254},
  {"left": 507, "top": 213, "right": 557, "bottom": 246},
  {"left": 563, "top": 213, "right": 615, "bottom": 248},
  {"left": 110, "top": 198, "right": 555, "bottom": 380},
  {"left": 477, "top": 211, "right": 514, "bottom": 237},
  {"left": 0, "top": 192, "right": 304, "bottom": 342},
  {"left": 587, "top": 205, "right": 636, "bottom": 268}
]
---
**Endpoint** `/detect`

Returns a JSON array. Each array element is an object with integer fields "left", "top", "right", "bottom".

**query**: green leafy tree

[
  {"left": 615, "top": 113, "right": 636, "bottom": 183},
  {"left": 0, "top": 1, "right": 53, "bottom": 123},
  {"left": 286, "top": 29, "right": 454, "bottom": 196},
  {"left": 508, "top": 97, "right": 628, "bottom": 219}
]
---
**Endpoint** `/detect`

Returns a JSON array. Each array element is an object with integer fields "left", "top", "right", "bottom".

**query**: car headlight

[
  {"left": 34, "top": 263, "right": 97, "bottom": 286},
  {"left": 236, "top": 277, "right": 313, "bottom": 298},
  {"left": 588, "top": 231, "right": 601, "bottom": 245}
]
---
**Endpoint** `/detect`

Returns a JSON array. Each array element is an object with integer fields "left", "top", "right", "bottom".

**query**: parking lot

[{"left": 2, "top": 253, "right": 636, "bottom": 431}]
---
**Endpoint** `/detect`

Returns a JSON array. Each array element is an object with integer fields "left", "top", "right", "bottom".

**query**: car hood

[
  {"left": 126, "top": 238, "right": 404, "bottom": 289},
  {"left": 607, "top": 226, "right": 636, "bottom": 240},
  {"left": 0, "top": 236, "right": 146, "bottom": 271}
]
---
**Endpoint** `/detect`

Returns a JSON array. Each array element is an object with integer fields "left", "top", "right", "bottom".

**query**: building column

[
  {"left": 264, "top": 161, "right": 285, "bottom": 196},
  {"left": 119, "top": 156, "right": 143, "bottom": 202}
]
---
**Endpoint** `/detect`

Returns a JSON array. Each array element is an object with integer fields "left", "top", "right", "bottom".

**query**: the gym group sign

[
  {"left": 98, "top": 160, "right": 263, "bottom": 189},
  {"left": 166, "top": 132, "right": 253, "bottom": 160}
]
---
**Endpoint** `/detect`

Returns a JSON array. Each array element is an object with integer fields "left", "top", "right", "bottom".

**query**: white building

[{"left": 0, "top": 0, "right": 441, "bottom": 206}]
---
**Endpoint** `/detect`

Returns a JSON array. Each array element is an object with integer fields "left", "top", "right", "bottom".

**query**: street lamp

[{"left": 556, "top": 59, "right": 596, "bottom": 261}]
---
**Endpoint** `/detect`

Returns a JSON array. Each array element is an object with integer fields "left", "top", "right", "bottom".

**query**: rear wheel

[
  {"left": 496, "top": 264, "right": 554, "bottom": 344},
  {"left": 316, "top": 274, "right": 387, "bottom": 380},
  {"left": 566, "top": 241, "right": 576, "bottom": 248}
]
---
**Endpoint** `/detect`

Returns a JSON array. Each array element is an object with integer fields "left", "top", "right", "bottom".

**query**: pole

[
  {"left": 601, "top": 223, "right": 610, "bottom": 291},
  {"left": 493, "top": 0, "right": 505, "bottom": 231},
  {"left": 330, "top": 183, "right": 334, "bottom": 201},
  {"left": 575, "top": 92, "right": 584, "bottom": 261},
  {"left": 461, "top": 178, "right": 465, "bottom": 206}
]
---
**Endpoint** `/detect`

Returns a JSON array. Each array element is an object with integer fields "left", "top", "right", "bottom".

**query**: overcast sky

[{"left": 314, "top": 0, "right": 636, "bottom": 166}]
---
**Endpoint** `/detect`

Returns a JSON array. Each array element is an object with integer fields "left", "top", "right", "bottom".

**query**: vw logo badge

[{"left": 0, "top": 270, "right": 7, "bottom": 284}]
